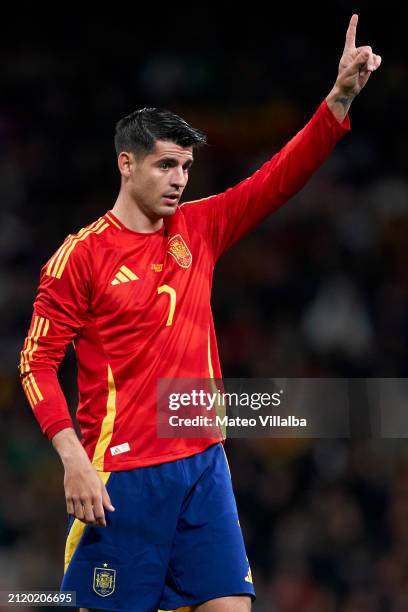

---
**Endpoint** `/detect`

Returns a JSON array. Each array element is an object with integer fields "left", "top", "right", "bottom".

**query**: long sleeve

[
  {"left": 182, "top": 100, "right": 350, "bottom": 261},
  {"left": 19, "top": 236, "right": 92, "bottom": 440}
]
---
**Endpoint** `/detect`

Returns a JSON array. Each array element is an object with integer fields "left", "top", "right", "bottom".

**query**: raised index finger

[{"left": 344, "top": 13, "right": 358, "bottom": 51}]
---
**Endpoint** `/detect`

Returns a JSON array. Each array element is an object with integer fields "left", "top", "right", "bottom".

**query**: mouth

[{"left": 162, "top": 194, "right": 180, "bottom": 205}]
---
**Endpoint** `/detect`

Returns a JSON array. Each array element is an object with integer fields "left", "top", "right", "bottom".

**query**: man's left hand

[{"left": 336, "top": 13, "right": 382, "bottom": 98}]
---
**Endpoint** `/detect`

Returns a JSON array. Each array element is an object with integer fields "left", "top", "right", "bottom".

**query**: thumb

[{"left": 102, "top": 485, "right": 115, "bottom": 512}]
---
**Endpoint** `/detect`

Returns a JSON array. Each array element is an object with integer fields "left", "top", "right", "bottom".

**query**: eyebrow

[{"left": 156, "top": 157, "right": 194, "bottom": 168}]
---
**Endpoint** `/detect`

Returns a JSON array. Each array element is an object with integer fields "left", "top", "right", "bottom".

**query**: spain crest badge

[
  {"left": 167, "top": 234, "right": 192, "bottom": 269},
  {"left": 93, "top": 566, "right": 116, "bottom": 597}
]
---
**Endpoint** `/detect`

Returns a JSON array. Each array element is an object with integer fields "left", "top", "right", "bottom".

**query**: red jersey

[{"left": 19, "top": 101, "right": 349, "bottom": 471}]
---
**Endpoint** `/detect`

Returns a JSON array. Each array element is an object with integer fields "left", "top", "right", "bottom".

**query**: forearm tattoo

[{"left": 335, "top": 96, "right": 352, "bottom": 114}]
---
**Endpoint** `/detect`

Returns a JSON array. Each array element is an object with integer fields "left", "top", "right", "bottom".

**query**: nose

[{"left": 170, "top": 166, "right": 188, "bottom": 190}]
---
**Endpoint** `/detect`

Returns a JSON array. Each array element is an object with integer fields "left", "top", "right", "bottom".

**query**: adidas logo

[
  {"left": 244, "top": 567, "right": 253, "bottom": 584},
  {"left": 111, "top": 265, "right": 139, "bottom": 285}
]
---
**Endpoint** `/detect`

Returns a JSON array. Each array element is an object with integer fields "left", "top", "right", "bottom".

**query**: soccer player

[{"left": 19, "top": 15, "right": 380, "bottom": 612}]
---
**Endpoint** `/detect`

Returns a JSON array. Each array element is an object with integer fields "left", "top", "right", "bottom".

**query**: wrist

[
  {"left": 326, "top": 83, "right": 354, "bottom": 123},
  {"left": 52, "top": 428, "right": 88, "bottom": 465},
  {"left": 330, "top": 81, "right": 355, "bottom": 102}
]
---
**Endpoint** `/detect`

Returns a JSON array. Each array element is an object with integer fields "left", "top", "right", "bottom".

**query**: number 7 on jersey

[{"left": 157, "top": 285, "right": 177, "bottom": 326}]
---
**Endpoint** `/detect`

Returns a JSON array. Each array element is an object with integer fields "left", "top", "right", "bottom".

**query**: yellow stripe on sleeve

[
  {"left": 46, "top": 217, "right": 110, "bottom": 279},
  {"left": 20, "top": 315, "right": 50, "bottom": 407},
  {"left": 46, "top": 236, "right": 72, "bottom": 277},
  {"left": 23, "top": 378, "right": 36, "bottom": 409},
  {"left": 28, "top": 372, "right": 43, "bottom": 403},
  {"left": 21, "top": 316, "right": 50, "bottom": 374},
  {"left": 20, "top": 315, "right": 41, "bottom": 373},
  {"left": 55, "top": 219, "right": 109, "bottom": 279},
  {"left": 105, "top": 212, "right": 122, "bottom": 230},
  {"left": 47, "top": 218, "right": 103, "bottom": 278},
  {"left": 26, "top": 317, "right": 47, "bottom": 367}
]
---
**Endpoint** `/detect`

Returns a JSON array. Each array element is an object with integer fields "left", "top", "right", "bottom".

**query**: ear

[{"left": 117, "top": 152, "right": 133, "bottom": 178}]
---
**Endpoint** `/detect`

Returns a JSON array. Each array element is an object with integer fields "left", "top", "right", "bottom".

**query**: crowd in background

[{"left": 1, "top": 6, "right": 407, "bottom": 610}]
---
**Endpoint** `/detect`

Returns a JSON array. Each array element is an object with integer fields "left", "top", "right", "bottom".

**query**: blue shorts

[{"left": 61, "top": 443, "right": 255, "bottom": 611}]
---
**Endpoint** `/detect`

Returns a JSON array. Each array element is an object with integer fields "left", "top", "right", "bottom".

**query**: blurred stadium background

[{"left": 1, "top": 3, "right": 407, "bottom": 611}]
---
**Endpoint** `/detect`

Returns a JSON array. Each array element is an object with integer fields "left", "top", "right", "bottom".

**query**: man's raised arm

[{"left": 182, "top": 14, "right": 382, "bottom": 261}]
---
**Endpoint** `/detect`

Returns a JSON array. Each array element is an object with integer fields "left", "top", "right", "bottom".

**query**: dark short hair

[{"left": 114, "top": 107, "right": 207, "bottom": 158}]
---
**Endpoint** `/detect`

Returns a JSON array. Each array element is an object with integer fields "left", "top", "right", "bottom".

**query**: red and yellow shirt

[{"left": 19, "top": 101, "right": 350, "bottom": 471}]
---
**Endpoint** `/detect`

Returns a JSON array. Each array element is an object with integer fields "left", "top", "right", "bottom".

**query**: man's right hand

[{"left": 52, "top": 428, "right": 115, "bottom": 528}]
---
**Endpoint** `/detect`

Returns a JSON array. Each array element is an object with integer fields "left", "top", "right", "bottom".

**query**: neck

[{"left": 111, "top": 192, "right": 163, "bottom": 233}]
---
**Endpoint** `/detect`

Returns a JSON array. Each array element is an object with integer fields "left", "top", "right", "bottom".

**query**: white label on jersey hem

[{"left": 110, "top": 442, "right": 131, "bottom": 456}]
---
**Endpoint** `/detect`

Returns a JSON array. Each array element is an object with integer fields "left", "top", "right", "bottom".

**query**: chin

[{"left": 159, "top": 205, "right": 178, "bottom": 217}]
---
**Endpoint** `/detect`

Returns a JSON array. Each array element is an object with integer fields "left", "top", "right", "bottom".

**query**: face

[{"left": 119, "top": 140, "right": 194, "bottom": 222}]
